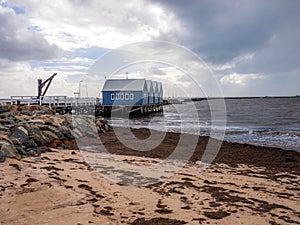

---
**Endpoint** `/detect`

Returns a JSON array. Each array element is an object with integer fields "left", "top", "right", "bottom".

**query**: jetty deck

[{"left": 0, "top": 96, "right": 163, "bottom": 117}]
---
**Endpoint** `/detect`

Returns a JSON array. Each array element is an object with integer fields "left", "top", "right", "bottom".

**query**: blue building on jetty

[{"left": 101, "top": 78, "right": 163, "bottom": 116}]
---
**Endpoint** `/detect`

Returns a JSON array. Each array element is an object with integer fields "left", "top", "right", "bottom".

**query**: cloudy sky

[{"left": 0, "top": 0, "right": 299, "bottom": 98}]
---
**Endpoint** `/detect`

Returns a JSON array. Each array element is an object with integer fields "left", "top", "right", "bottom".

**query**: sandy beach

[{"left": 1, "top": 128, "right": 300, "bottom": 225}]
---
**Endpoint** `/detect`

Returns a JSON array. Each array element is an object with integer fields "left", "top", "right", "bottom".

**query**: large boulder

[
  {"left": 41, "top": 115, "right": 65, "bottom": 127},
  {"left": 10, "top": 126, "right": 29, "bottom": 142},
  {"left": 37, "top": 124, "right": 58, "bottom": 134},
  {"left": 29, "top": 126, "right": 47, "bottom": 146},
  {"left": 42, "top": 130, "right": 59, "bottom": 143},
  {"left": 23, "top": 138, "right": 37, "bottom": 148},
  {"left": 9, "top": 125, "right": 39, "bottom": 150},
  {"left": 57, "top": 126, "right": 74, "bottom": 140},
  {"left": 0, "top": 141, "right": 20, "bottom": 160},
  {"left": 15, "top": 145, "right": 27, "bottom": 156}
]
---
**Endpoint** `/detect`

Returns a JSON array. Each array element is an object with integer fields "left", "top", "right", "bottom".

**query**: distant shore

[{"left": 169, "top": 95, "right": 300, "bottom": 102}]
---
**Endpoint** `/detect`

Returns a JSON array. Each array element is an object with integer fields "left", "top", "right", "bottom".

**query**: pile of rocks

[{"left": 0, "top": 105, "right": 110, "bottom": 162}]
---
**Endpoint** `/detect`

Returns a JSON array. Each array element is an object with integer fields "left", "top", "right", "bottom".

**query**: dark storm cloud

[
  {"left": 234, "top": 18, "right": 300, "bottom": 74},
  {"left": 151, "top": 0, "right": 300, "bottom": 69},
  {"left": 0, "top": 6, "right": 61, "bottom": 61}
]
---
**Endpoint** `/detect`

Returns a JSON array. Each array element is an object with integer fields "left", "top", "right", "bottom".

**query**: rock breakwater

[{"left": 0, "top": 105, "right": 110, "bottom": 162}]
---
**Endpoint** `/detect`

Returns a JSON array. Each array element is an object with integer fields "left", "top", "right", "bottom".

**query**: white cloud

[
  {"left": 0, "top": 3, "right": 61, "bottom": 61},
  {"left": 39, "top": 57, "right": 93, "bottom": 75},
  {"left": 220, "top": 73, "right": 265, "bottom": 86},
  {"left": 211, "top": 52, "right": 255, "bottom": 71},
  {"left": 0, "top": 59, "right": 42, "bottom": 97},
  {"left": 0, "top": 59, "right": 78, "bottom": 98},
  {"left": 9, "top": 0, "right": 182, "bottom": 50},
  {"left": 141, "top": 66, "right": 166, "bottom": 76}
]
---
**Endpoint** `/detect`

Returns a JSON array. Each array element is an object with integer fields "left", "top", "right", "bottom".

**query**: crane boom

[{"left": 37, "top": 73, "right": 57, "bottom": 104}]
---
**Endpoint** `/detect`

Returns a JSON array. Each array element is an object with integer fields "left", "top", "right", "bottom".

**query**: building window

[
  {"left": 120, "top": 93, "right": 124, "bottom": 100},
  {"left": 116, "top": 93, "right": 119, "bottom": 100},
  {"left": 111, "top": 93, "right": 114, "bottom": 100},
  {"left": 130, "top": 93, "right": 134, "bottom": 100},
  {"left": 125, "top": 93, "right": 129, "bottom": 100}
]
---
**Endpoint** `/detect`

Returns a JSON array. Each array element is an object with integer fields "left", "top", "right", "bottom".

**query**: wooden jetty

[
  {"left": 0, "top": 95, "right": 163, "bottom": 117},
  {"left": 101, "top": 104, "right": 163, "bottom": 117}
]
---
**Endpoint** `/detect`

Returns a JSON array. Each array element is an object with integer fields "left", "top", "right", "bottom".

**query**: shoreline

[
  {"left": 98, "top": 127, "right": 300, "bottom": 174},
  {"left": 108, "top": 124, "right": 300, "bottom": 152}
]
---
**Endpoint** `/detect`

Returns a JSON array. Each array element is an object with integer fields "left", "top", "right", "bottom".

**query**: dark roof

[{"left": 102, "top": 79, "right": 147, "bottom": 91}]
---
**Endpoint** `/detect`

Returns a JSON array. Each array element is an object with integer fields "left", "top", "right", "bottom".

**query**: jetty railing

[
  {"left": 7, "top": 96, "right": 97, "bottom": 107},
  {"left": 0, "top": 96, "right": 164, "bottom": 117}
]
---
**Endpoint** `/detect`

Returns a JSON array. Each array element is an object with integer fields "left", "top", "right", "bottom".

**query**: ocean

[{"left": 109, "top": 98, "right": 300, "bottom": 152}]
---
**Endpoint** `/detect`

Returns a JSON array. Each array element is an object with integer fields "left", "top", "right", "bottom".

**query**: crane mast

[{"left": 37, "top": 73, "right": 57, "bottom": 105}]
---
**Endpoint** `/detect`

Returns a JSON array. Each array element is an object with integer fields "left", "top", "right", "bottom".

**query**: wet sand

[
  {"left": 1, "top": 128, "right": 300, "bottom": 224},
  {"left": 100, "top": 128, "right": 300, "bottom": 173}
]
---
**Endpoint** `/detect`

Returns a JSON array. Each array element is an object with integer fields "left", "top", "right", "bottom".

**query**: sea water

[{"left": 109, "top": 98, "right": 300, "bottom": 152}]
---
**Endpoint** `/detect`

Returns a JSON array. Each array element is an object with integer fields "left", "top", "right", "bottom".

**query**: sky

[{"left": 0, "top": 0, "right": 299, "bottom": 98}]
